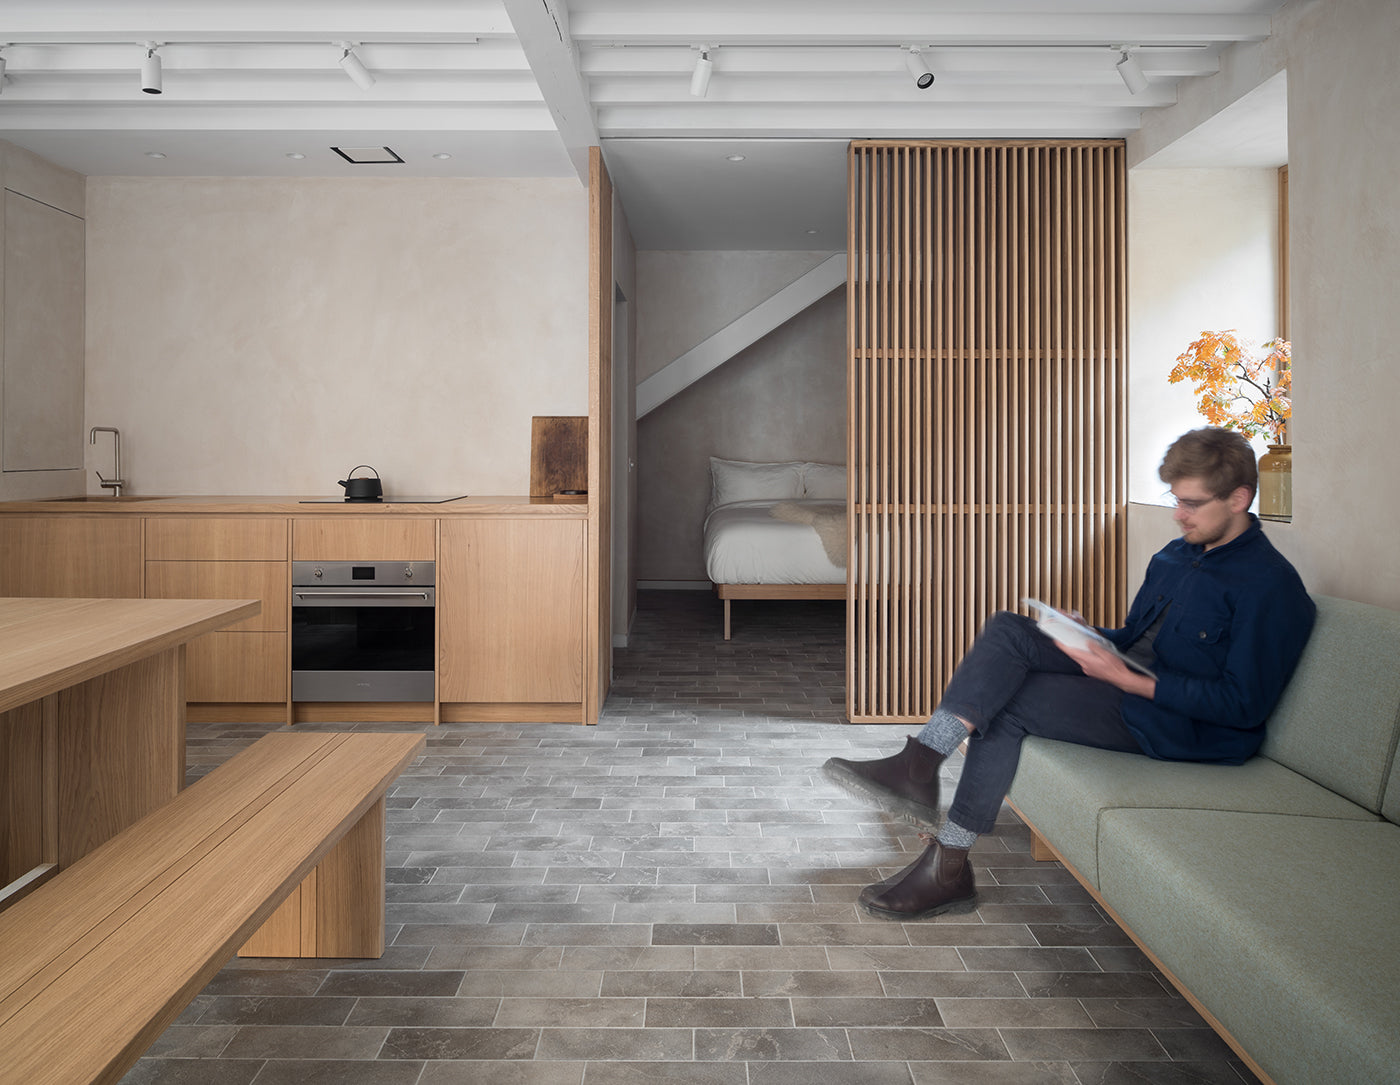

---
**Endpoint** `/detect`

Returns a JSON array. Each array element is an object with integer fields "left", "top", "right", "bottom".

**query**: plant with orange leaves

[{"left": 1169, "top": 330, "right": 1292, "bottom": 443}]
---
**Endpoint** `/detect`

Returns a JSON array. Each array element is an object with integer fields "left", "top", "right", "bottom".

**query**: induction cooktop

[{"left": 298, "top": 495, "right": 468, "bottom": 504}]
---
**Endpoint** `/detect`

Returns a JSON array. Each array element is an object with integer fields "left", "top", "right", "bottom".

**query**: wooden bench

[{"left": 0, "top": 729, "right": 424, "bottom": 1085}]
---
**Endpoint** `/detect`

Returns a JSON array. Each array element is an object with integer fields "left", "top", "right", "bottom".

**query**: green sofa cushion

[
  {"left": 1097, "top": 809, "right": 1400, "bottom": 1085},
  {"left": 1008, "top": 740, "right": 1378, "bottom": 887},
  {"left": 1261, "top": 595, "right": 1400, "bottom": 814}
]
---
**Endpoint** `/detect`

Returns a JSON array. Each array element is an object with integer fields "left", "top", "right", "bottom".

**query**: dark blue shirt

[{"left": 1099, "top": 515, "right": 1315, "bottom": 764}]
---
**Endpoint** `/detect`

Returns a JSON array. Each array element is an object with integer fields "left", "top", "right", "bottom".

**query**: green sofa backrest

[
  {"left": 1385, "top": 734, "right": 1400, "bottom": 825},
  {"left": 1260, "top": 595, "right": 1400, "bottom": 816}
]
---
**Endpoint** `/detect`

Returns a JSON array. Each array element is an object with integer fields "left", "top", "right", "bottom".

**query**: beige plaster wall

[
  {"left": 635, "top": 250, "right": 845, "bottom": 583},
  {"left": 1127, "top": 168, "right": 1280, "bottom": 504},
  {"left": 84, "top": 177, "right": 588, "bottom": 497},
  {"left": 636, "top": 251, "right": 835, "bottom": 382},
  {"left": 1128, "top": 0, "right": 1400, "bottom": 610}
]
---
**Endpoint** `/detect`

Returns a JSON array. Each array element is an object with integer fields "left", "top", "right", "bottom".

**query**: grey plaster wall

[
  {"left": 635, "top": 251, "right": 845, "bottom": 583},
  {"left": 1129, "top": 0, "right": 1400, "bottom": 609}
]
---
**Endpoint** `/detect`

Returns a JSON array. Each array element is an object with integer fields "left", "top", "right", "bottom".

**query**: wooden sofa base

[
  {"left": 715, "top": 582, "right": 845, "bottom": 640},
  {"left": 1010, "top": 800, "right": 1277, "bottom": 1085}
]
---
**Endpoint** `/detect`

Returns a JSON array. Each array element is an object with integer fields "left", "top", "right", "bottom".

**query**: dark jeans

[{"left": 938, "top": 610, "right": 1145, "bottom": 835}]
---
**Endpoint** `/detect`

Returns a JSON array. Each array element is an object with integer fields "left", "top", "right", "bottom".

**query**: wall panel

[{"left": 847, "top": 141, "right": 1127, "bottom": 722}]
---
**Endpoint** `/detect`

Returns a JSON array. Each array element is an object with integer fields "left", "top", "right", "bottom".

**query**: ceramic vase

[{"left": 1258, "top": 444, "right": 1292, "bottom": 521}]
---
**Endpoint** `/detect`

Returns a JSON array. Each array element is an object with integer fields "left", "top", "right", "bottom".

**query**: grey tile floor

[{"left": 122, "top": 591, "right": 1258, "bottom": 1084}]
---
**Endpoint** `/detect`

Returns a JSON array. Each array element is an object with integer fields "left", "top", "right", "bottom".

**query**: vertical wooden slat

[
  {"left": 847, "top": 140, "right": 1124, "bottom": 722},
  {"left": 901, "top": 146, "right": 912, "bottom": 722}
]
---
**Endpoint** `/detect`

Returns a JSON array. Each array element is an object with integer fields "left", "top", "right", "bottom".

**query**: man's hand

[{"left": 1060, "top": 640, "right": 1156, "bottom": 700}]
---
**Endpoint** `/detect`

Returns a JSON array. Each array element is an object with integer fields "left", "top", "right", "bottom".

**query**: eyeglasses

[{"left": 1170, "top": 494, "right": 1222, "bottom": 513}]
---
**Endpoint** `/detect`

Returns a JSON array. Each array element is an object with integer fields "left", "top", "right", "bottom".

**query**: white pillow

[
  {"left": 709, "top": 457, "right": 804, "bottom": 510},
  {"left": 802, "top": 461, "right": 847, "bottom": 500}
]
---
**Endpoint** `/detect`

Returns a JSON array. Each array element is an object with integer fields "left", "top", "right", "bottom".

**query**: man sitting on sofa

[{"left": 826, "top": 426, "right": 1315, "bottom": 920}]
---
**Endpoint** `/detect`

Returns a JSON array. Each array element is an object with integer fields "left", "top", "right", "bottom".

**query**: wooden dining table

[{"left": 0, "top": 596, "right": 259, "bottom": 907}]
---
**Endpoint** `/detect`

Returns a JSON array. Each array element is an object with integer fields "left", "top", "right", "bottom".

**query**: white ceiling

[{"left": 0, "top": 0, "right": 1290, "bottom": 249}]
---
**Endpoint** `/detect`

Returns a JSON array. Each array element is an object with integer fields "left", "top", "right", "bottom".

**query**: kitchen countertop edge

[{"left": 0, "top": 495, "right": 589, "bottom": 516}]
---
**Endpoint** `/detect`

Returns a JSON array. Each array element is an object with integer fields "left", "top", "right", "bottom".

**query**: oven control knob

[
  {"left": 404, "top": 566, "right": 414, "bottom": 578},
  {"left": 314, "top": 567, "right": 323, "bottom": 578}
]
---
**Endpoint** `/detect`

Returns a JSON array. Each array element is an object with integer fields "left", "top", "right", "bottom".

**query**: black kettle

[{"left": 338, "top": 465, "right": 383, "bottom": 502}]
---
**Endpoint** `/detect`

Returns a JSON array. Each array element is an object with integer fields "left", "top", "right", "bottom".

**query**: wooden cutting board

[{"left": 529, "top": 416, "right": 587, "bottom": 498}]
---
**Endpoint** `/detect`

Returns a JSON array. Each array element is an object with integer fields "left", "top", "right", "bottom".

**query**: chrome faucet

[{"left": 89, "top": 426, "right": 125, "bottom": 497}]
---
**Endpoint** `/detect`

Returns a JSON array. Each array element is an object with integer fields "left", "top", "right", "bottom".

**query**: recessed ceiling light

[
  {"left": 806, "top": 228, "right": 819, "bottom": 235},
  {"left": 143, "top": 151, "right": 166, "bottom": 159},
  {"left": 285, "top": 152, "right": 306, "bottom": 160},
  {"left": 725, "top": 154, "right": 746, "bottom": 163},
  {"left": 432, "top": 152, "right": 452, "bottom": 160}
]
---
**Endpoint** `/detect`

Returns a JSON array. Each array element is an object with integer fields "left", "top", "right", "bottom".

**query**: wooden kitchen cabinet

[
  {"left": 0, "top": 500, "right": 595, "bottom": 724},
  {"left": 3, "top": 191, "right": 84, "bottom": 474},
  {"left": 0, "top": 142, "right": 87, "bottom": 501},
  {"left": 144, "top": 518, "right": 289, "bottom": 706},
  {"left": 438, "top": 518, "right": 585, "bottom": 709},
  {"left": 146, "top": 517, "right": 288, "bottom": 562},
  {"left": 181, "top": 631, "right": 287, "bottom": 703},
  {"left": 293, "top": 518, "right": 434, "bottom": 561},
  {"left": 145, "top": 561, "right": 287, "bottom": 632},
  {"left": 0, "top": 516, "right": 142, "bottom": 598}
]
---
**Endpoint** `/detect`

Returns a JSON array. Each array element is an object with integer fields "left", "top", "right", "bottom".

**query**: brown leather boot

[
  {"left": 859, "top": 837, "right": 978, "bottom": 920},
  {"left": 822, "top": 736, "right": 944, "bottom": 826}
]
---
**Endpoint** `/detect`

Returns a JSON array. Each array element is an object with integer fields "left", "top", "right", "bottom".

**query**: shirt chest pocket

[{"left": 1174, "top": 605, "right": 1232, "bottom": 655}]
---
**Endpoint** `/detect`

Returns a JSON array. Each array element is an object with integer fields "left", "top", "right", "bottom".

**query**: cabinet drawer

[
  {"left": 185, "top": 632, "right": 286, "bottom": 703},
  {"left": 0, "top": 516, "right": 142, "bottom": 598},
  {"left": 292, "top": 518, "right": 435, "bottom": 561},
  {"left": 145, "top": 561, "right": 287, "bottom": 632},
  {"left": 145, "top": 518, "right": 288, "bottom": 561}
]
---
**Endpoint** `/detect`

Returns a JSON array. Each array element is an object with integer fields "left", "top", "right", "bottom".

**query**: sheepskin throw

[{"left": 771, "top": 501, "right": 847, "bottom": 567}]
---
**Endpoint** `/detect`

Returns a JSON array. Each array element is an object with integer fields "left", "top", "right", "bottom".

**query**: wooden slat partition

[{"left": 847, "top": 140, "right": 1127, "bottom": 722}]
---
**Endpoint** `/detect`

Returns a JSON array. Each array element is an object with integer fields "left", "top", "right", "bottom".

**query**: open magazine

[{"left": 1022, "top": 598, "right": 1156, "bottom": 678}]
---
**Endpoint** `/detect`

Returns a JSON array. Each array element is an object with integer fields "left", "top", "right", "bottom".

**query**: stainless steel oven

[{"left": 291, "top": 560, "right": 435, "bottom": 702}]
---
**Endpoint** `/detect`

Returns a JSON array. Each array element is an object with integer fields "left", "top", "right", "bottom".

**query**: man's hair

[{"left": 1159, "top": 427, "right": 1258, "bottom": 499}]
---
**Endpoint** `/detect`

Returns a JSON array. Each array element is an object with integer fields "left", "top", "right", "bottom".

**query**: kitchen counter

[
  {"left": 0, "top": 494, "right": 595, "bottom": 727},
  {"left": 0, "top": 495, "right": 587, "bottom": 515}
]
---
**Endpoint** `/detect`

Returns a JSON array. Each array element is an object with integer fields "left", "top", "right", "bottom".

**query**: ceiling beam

[
  {"left": 587, "top": 78, "right": 1179, "bottom": 109},
  {"left": 0, "top": 76, "right": 548, "bottom": 106},
  {"left": 0, "top": 104, "right": 561, "bottom": 132},
  {"left": 0, "top": 42, "right": 529, "bottom": 73},
  {"left": 577, "top": 46, "right": 1222, "bottom": 80},
  {"left": 567, "top": 11, "right": 1275, "bottom": 46},
  {"left": 0, "top": 0, "right": 512, "bottom": 42},
  {"left": 598, "top": 103, "right": 1145, "bottom": 139},
  {"left": 501, "top": 0, "right": 597, "bottom": 184}
]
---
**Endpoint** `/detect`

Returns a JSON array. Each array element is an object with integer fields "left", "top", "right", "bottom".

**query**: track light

[
  {"left": 338, "top": 42, "right": 375, "bottom": 90},
  {"left": 140, "top": 42, "right": 161, "bottom": 95},
  {"left": 903, "top": 46, "right": 934, "bottom": 90},
  {"left": 1115, "top": 47, "right": 1148, "bottom": 95},
  {"left": 690, "top": 45, "right": 712, "bottom": 98}
]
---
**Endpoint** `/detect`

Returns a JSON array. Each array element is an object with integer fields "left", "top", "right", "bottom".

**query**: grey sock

[
  {"left": 936, "top": 819, "right": 979, "bottom": 850},
  {"left": 916, "top": 707, "right": 969, "bottom": 756}
]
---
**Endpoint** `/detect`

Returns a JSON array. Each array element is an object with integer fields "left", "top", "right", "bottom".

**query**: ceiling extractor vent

[{"left": 330, "top": 146, "right": 404, "bottom": 164}]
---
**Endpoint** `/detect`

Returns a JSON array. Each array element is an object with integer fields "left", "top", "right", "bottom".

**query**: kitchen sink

[{"left": 52, "top": 495, "right": 173, "bottom": 503}]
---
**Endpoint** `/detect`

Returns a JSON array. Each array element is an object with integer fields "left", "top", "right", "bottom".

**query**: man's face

[{"left": 1170, "top": 477, "right": 1248, "bottom": 550}]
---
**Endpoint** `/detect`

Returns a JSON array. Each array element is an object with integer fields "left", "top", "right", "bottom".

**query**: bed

[{"left": 703, "top": 457, "right": 847, "bottom": 639}]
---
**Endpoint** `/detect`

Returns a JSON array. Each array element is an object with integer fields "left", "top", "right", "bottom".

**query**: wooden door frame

[{"left": 586, "top": 146, "right": 613, "bottom": 724}]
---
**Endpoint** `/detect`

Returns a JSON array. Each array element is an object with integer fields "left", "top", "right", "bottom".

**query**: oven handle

[{"left": 294, "top": 590, "right": 433, "bottom": 602}]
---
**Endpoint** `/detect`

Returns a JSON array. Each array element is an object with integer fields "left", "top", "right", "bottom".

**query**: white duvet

[{"left": 703, "top": 499, "right": 846, "bottom": 585}]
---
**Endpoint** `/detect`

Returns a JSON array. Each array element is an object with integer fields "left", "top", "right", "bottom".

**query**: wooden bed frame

[{"left": 715, "top": 582, "right": 846, "bottom": 640}]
